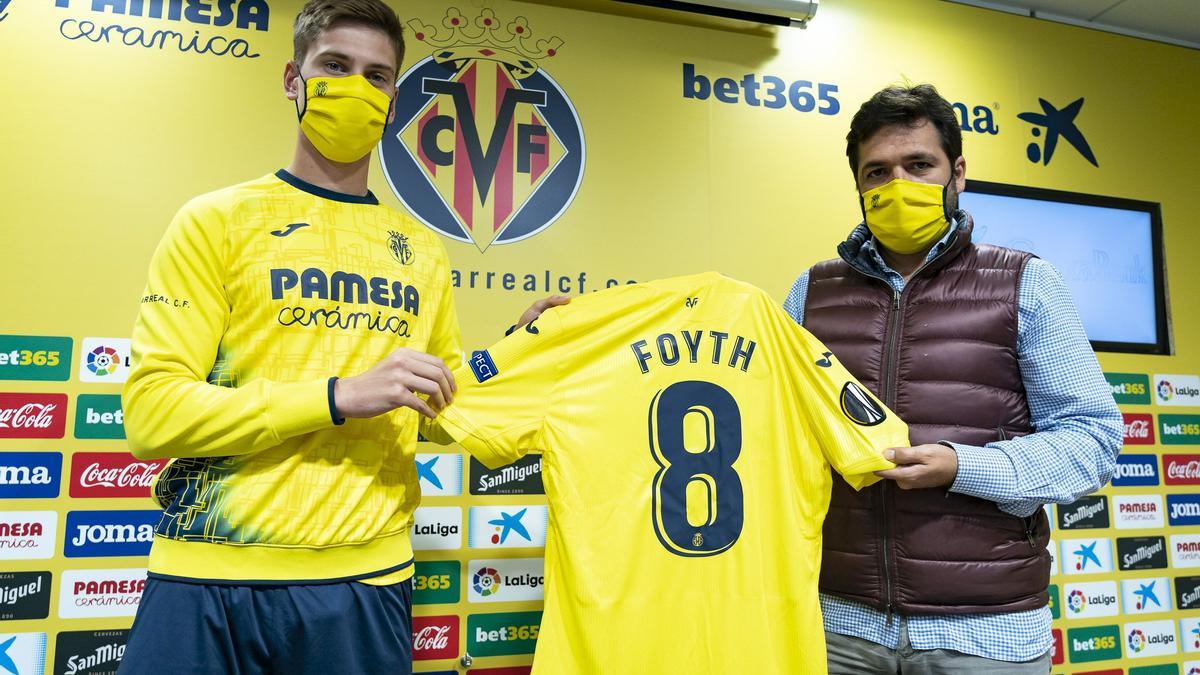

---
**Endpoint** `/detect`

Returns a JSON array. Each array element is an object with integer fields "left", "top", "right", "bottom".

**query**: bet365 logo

[{"left": 382, "top": 7, "right": 584, "bottom": 252}]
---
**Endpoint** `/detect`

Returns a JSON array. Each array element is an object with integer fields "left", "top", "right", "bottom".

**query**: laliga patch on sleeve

[
  {"left": 841, "top": 382, "right": 886, "bottom": 426},
  {"left": 469, "top": 350, "right": 499, "bottom": 383}
]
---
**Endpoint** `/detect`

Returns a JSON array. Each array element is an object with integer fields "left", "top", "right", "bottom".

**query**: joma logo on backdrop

[
  {"left": 51, "top": 0, "right": 267, "bottom": 59},
  {"left": 381, "top": 8, "right": 585, "bottom": 252}
]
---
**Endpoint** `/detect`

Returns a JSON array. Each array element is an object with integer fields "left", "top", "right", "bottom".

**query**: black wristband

[{"left": 328, "top": 376, "right": 346, "bottom": 425}]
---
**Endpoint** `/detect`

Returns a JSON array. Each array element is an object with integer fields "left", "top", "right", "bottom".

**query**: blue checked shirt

[{"left": 783, "top": 218, "right": 1123, "bottom": 663}]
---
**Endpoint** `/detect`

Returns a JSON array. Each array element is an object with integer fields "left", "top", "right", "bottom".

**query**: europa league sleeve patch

[
  {"left": 840, "top": 382, "right": 886, "bottom": 426},
  {"left": 469, "top": 350, "right": 500, "bottom": 384}
]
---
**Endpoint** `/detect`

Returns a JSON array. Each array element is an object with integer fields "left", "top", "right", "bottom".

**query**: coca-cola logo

[
  {"left": 0, "top": 394, "right": 67, "bottom": 439},
  {"left": 1123, "top": 414, "right": 1156, "bottom": 445},
  {"left": 70, "top": 453, "right": 164, "bottom": 499},
  {"left": 0, "top": 404, "right": 56, "bottom": 428},
  {"left": 1165, "top": 455, "right": 1200, "bottom": 486},
  {"left": 414, "top": 625, "right": 450, "bottom": 651},
  {"left": 412, "top": 615, "right": 459, "bottom": 660}
]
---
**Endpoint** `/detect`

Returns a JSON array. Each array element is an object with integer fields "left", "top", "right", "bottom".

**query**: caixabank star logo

[{"left": 381, "top": 8, "right": 585, "bottom": 252}]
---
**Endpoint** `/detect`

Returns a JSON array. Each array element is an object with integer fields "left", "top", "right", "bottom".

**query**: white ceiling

[{"left": 943, "top": 0, "right": 1200, "bottom": 50}]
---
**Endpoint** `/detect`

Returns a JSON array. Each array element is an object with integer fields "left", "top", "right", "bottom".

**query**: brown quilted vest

[{"left": 804, "top": 215, "right": 1051, "bottom": 616}]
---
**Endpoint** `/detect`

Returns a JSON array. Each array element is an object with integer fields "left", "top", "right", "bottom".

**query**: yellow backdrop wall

[{"left": 1, "top": 0, "right": 1198, "bottom": 672}]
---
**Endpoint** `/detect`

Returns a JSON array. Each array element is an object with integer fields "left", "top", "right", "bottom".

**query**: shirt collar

[{"left": 858, "top": 216, "right": 961, "bottom": 276}]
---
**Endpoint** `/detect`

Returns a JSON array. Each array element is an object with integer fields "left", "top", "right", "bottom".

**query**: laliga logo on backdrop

[
  {"left": 381, "top": 7, "right": 585, "bottom": 252},
  {"left": 473, "top": 566, "right": 501, "bottom": 597},
  {"left": 1128, "top": 629, "right": 1147, "bottom": 653},
  {"left": 1159, "top": 380, "right": 1174, "bottom": 401},
  {"left": 1067, "top": 589, "right": 1086, "bottom": 613}
]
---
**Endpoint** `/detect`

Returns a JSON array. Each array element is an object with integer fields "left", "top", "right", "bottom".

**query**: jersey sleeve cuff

[
  {"left": 327, "top": 377, "right": 345, "bottom": 426},
  {"left": 947, "top": 441, "right": 1018, "bottom": 502},
  {"left": 269, "top": 378, "right": 337, "bottom": 441}
]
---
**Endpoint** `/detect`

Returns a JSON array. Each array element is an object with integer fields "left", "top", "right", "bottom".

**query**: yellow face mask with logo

[
  {"left": 860, "top": 178, "right": 953, "bottom": 255},
  {"left": 296, "top": 73, "right": 392, "bottom": 164}
]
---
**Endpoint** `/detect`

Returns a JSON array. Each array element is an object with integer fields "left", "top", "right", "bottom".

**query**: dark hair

[
  {"left": 294, "top": 0, "right": 405, "bottom": 72},
  {"left": 845, "top": 84, "right": 961, "bottom": 175}
]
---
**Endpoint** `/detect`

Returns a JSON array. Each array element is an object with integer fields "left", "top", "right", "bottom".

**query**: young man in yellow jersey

[{"left": 118, "top": 1, "right": 460, "bottom": 671}]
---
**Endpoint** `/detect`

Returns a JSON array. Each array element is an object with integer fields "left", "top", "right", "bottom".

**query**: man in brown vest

[{"left": 782, "top": 84, "right": 1123, "bottom": 673}]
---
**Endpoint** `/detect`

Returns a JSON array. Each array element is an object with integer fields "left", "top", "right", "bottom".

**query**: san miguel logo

[{"left": 381, "top": 8, "right": 585, "bottom": 251}]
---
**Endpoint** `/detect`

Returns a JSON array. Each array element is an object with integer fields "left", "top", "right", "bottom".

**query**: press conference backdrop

[{"left": 1, "top": 0, "right": 1199, "bottom": 672}]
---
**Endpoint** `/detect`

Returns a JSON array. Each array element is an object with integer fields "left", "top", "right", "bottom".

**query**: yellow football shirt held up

[
  {"left": 438, "top": 272, "right": 908, "bottom": 674},
  {"left": 123, "top": 170, "right": 461, "bottom": 585}
]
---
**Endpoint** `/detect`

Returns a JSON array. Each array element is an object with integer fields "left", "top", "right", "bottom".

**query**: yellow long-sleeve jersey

[{"left": 124, "top": 169, "right": 461, "bottom": 584}]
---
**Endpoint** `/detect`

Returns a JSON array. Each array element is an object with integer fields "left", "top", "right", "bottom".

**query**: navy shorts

[{"left": 117, "top": 577, "right": 413, "bottom": 674}]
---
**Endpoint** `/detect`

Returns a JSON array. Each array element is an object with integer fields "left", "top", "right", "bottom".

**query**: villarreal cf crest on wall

[{"left": 381, "top": 8, "right": 585, "bottom": 252}]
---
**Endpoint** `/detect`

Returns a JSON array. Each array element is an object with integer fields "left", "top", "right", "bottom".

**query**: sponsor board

[
  {"left": 412, "top": 507, "right": 462, "bottom": 550},
  {"left": 0, "top": 393, "right": 68, "bottom": 439},
  {"left": 0, "top": 452, "right": 62, "bottom": 499},
  {"left": 1118, "top": 536, "right": 1169, "bottom": 571},
  {"left": 467, "top": 558, "right": 545, "bottom": 604},
  {"left": 0, "top": 335, "right": 72, "bottom": 381},
  {"left": 413, "top": 560, "right": 460, "bottom": 605},
  {"left": 416, "top": 453, "right": 463, "bottom": 497},
  {"left": 53, "top": 629, "right": 128, "bottom": 675},
  {"left": 1165, "top": 454, "right": 1200, "bottom": 483},
  {"left": 73, "top": 394, "right": 124, "bottom": 440},
  {"left": 1124, "top": 619, "right": 1177, "bottom": 658},
  {"left": 1120, "top": 577, "right": 1171, "bottom": 615},
  {"left": 1124, "top": 413, "right": 1156, "bottom": 444},
  {"left": 63, "top": 511, "right": 157, "bottom": 558},
  {"left": 468, "top": 506, "right": 548, "bottom": 549},
  {"left": 0, "top": 511, "right": 56, "bottom": 560},
  {"left": 69, "top": 453, "right": 164, "bottom": 499},
  {"left": 1155, "top": 374, "right": 1200, "bottom": 407},
  {"left": 1183, "top": 617, "right": 1200, "bottom": 654},
  {"left": 1061, "top": 538, "right": 1114, "bottom": 576},
  {"left": 1112, "top": 454, "right": 1160, "bottom": 487},
  {"left": 0, "top": 632, "right": 47, "bottom": 675},
  {"left": 467, "top": 611, "right": 542, "bottom": 657},
  {"left": 1173, "top": 534, "right": 1200, "bottom": 569},
  {"left": 469, "top": 455, "right": 543, "bottom": 496},
  {"left": 1162, "top": 416, "right": 1200, "bottom": 445},
  {"left": 412, "top": 615, "right": 459, "bottom": 661},
  {"left": 1114, "top": 494, "right": 1165, "bottom": 530},
  {"left": 1058, "top": 496, "right": 1109, "bottom": 530},
  {"left": 1063, "top": 581, "right": 1120, "bottom": 618},
  {"left": 1168, "top": 494, "right": 1200, "bottom": 526},
  {"left": 1175, "top": 575, "right": 1200, "bottom": 612},
  {"left": 0, "top": 571, "right": 51, "bottom": 621},
  {"left": 58, "top": 568, "right": 146, "bottom": 619},
  {"left": 1067, "top": 624, "right": 1121, "bottom": 663},
  {"left": 77, "top": 338, "right": 131, "bottom": 383},
  {"left": 1107, "top": 372, "right": 1152, "bottom": 405}
]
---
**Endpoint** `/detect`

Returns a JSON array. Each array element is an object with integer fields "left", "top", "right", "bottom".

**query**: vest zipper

[
  {"left": 880, "top": 290, "right": 902, "bottom": 625},
  {"left": 841, "top": 233, "right": 958, "bottom": 624}
]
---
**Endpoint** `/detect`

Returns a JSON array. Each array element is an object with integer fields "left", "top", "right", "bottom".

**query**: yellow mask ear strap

[{"left": 293, "top": 65, "right": 307, "bottom": 123}]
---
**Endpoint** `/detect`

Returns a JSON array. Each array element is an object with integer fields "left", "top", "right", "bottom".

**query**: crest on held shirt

[{"left": 840, "top": 382, "right": 886, "bottom": 426}]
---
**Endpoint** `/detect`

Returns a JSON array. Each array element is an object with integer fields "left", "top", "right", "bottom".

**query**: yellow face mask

[
  {"left": 860, "top": 178, "right": 952, "bottom": 255},
  {"left": 296, "top": 73, "right": 392, "bottom": 164}
]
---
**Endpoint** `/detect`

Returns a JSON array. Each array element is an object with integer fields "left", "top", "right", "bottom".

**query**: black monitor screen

[{"left": 961, "top": 180, "right": 1169, "bottom": 354}]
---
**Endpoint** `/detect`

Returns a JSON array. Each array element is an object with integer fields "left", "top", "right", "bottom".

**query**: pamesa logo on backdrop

[{"left": 382, "top": 8, "right": 585, "bottom": 252}]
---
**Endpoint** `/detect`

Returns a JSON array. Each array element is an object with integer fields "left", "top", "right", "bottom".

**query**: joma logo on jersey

[{"left": 381, "top": 8, "right": 585, "bottom": 252}]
